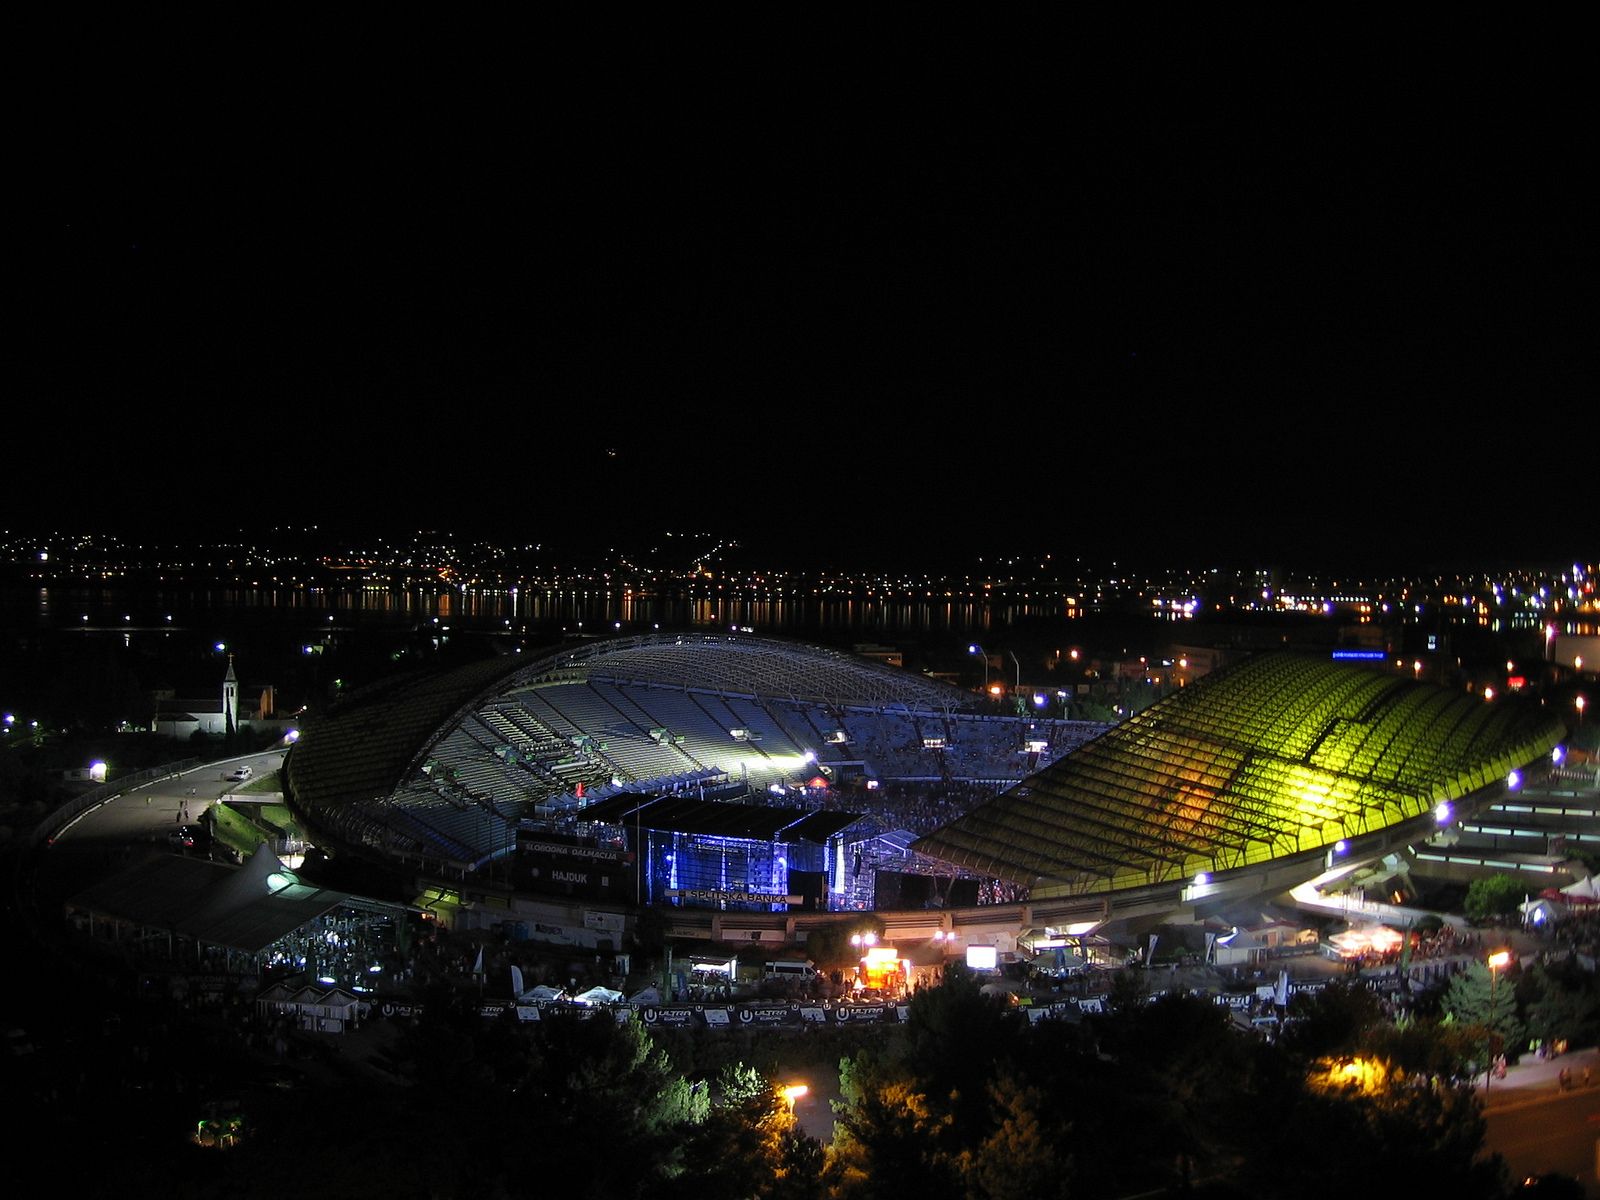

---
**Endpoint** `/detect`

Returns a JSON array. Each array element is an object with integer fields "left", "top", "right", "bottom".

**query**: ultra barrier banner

[{"left": 500, "top": 1000, "right": 914, "bottom": 1027}]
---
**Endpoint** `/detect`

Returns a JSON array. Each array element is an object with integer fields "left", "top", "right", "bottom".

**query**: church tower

[{"left": 223, "top": 654, "right": 239, "bottom": 733}]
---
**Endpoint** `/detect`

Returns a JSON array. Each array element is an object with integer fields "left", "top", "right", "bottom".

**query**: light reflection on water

[{"left": 13, "top": 584, "right": 1073, "bottom": 638}]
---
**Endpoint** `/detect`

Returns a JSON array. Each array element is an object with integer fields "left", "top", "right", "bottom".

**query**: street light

[
  {"left": 780, "top": 1084, "right": 808, "bottom": 1113},
  {"left": 1577, "top": 695, "right": 1587, "bottom": 726},
  {"left": 968, "top": 645, "right": 990, "bottom": 692},
  {"left": 1486, "top": 949, "right": 1511, "bottom": 1091}
]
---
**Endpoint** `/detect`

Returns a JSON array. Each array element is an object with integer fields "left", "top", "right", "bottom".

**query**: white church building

[{"left": 152, "top": 656, "right": 283, "bottom": 740}]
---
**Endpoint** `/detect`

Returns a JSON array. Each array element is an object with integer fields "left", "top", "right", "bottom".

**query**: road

[
  {"left": 1482, "top": 1047, "right": 1600, "bottom": 1197},
  {"left": 53, "top": 749, "right": 286, "bottom": 847}
]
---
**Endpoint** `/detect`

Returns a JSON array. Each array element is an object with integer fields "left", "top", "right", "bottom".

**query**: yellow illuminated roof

[{"left": 913, "top": 652, "right": 1566, "bottom": 895}]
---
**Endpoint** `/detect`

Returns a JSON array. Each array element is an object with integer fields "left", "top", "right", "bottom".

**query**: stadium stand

[
  {"left": 283, "top": 634, "right": 1109, "bottom": 893},
  {"left": 913, "top": 652, "right": 1567, "bottom": 898}
]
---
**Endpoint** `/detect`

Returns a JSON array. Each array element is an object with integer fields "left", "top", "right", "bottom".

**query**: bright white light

[
  {"left": 89, "top": 761, "right": 107, "bottom": 782},
  {"left": 1552, "top": 746, "right": 1564, "bottom": 765},
  {"left": 1335, "top": 839, "right": 1349, "bottom": 854},
  {"left": 1435, "top": 801, "right": 1453, "bottom": 823},
  {"left": 1507, "top": 770, "right": 1521, "bottom": 790}
]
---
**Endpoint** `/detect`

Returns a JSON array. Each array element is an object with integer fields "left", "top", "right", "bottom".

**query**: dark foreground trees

[
  {"left": 114, "top": 970, "right": 1524, "bottom": 1198},
  {"left": 820, "top": 970, "right": 1512, "bottom": 1199}
]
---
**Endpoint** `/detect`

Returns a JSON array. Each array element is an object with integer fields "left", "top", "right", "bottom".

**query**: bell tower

[{"left": 223, "top": 654, "right": 239, "bottom": 733}]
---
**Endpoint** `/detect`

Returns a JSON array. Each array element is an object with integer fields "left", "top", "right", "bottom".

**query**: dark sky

[{"left": 15, "top": 31, "right": 1593, "bottom": 572}]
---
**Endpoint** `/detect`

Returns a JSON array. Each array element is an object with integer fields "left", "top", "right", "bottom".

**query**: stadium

[
  {"left": 283, "top": 635, "right": 1570, "bottom": 950},
  {"left": 283, "top": 633, "right": 1105, "bottom": 917}
]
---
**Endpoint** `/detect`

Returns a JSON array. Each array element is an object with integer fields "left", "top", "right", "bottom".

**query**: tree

[
  {"left": 1524, "top": 960, "right": 1600, "bottom": 1048},
  {"left": 806, "top": 916, "right": 886, "bottom": 971},
  {"left": 955, "top": 1075, "right": 1073, "bottom": 1200},
  {"left": 1361, "top": 1011, "right": 1482, "bottom": 1081},
  {"left": 1248, "top": 1066, "right": 1507, "bottom": 1199},
  {"left": 824, "top": 973, "right": 1040, "bottom": 1199},
  {"left": 1088, "top": 991, "right": 1259, "bottom": 1192},
  {"left": 1463, "top": 873, "right": 1524, "bottom": 922},
  {"left": 515, "top": 1012, "right": 709, "bottom": 1194},
  {"left": 1442, "top": 960, "right": 1526, "bottom": 1063},
  {"left": 826, "top": 1075, "right": 959, "bottom": 1199},
  {"left": 668, "top": 1064, "right": 824, "bottom": 1200},
  {"left": 1278, "top": 979, "right": 1384, "bottom": 1063}
]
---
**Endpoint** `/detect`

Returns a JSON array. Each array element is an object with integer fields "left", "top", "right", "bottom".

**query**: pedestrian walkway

[{"left": 1480, "top": 1043, "right": 1599, "bottom": 1112}]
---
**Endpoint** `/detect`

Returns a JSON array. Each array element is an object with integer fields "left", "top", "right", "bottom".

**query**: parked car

[{"left": 227, "top": 766, "right": 253, "bottom": 782}]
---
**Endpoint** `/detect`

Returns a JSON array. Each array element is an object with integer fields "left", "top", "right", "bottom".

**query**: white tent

[
  {"left": 1560, "top": 875, "right": 1599, "bottom": 902},
  {"left": 572, "top": 986, "right": 623, "bottom": 1006}
]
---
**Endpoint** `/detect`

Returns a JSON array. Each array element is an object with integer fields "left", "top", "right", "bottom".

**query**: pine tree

[{"left": 1442, "top": 960, "right": 1526, "bottom": 1058}]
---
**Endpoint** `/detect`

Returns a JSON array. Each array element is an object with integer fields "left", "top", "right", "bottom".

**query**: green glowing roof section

[{"left": 911, "top": 653, "right": 1565, "bottom": 895}]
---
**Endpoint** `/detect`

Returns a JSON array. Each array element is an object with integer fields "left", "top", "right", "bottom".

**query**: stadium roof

[
  {"left": 286, "top": 655, "right": 526, "bottom": 815},
  {"left": 287, "top": 634, "right": 975, "bottom": 819},
  {"left": 517, "top": 634, "right": 968, "bottom": 710},
  {"left": 65, "top": 845, "right": 388, "bottom": 954},
  {"left": 913, "top": 652, "right": 1567, "bottom": 898}
]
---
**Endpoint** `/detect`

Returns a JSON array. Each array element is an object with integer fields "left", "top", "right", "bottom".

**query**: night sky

[{"left": 15, "top": 32, "right": 1592, "bottom": 572}]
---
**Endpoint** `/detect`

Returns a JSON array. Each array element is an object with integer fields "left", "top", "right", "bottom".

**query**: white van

[{"left": 763, "top": 961, "right": 818, "bottom": 982}]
